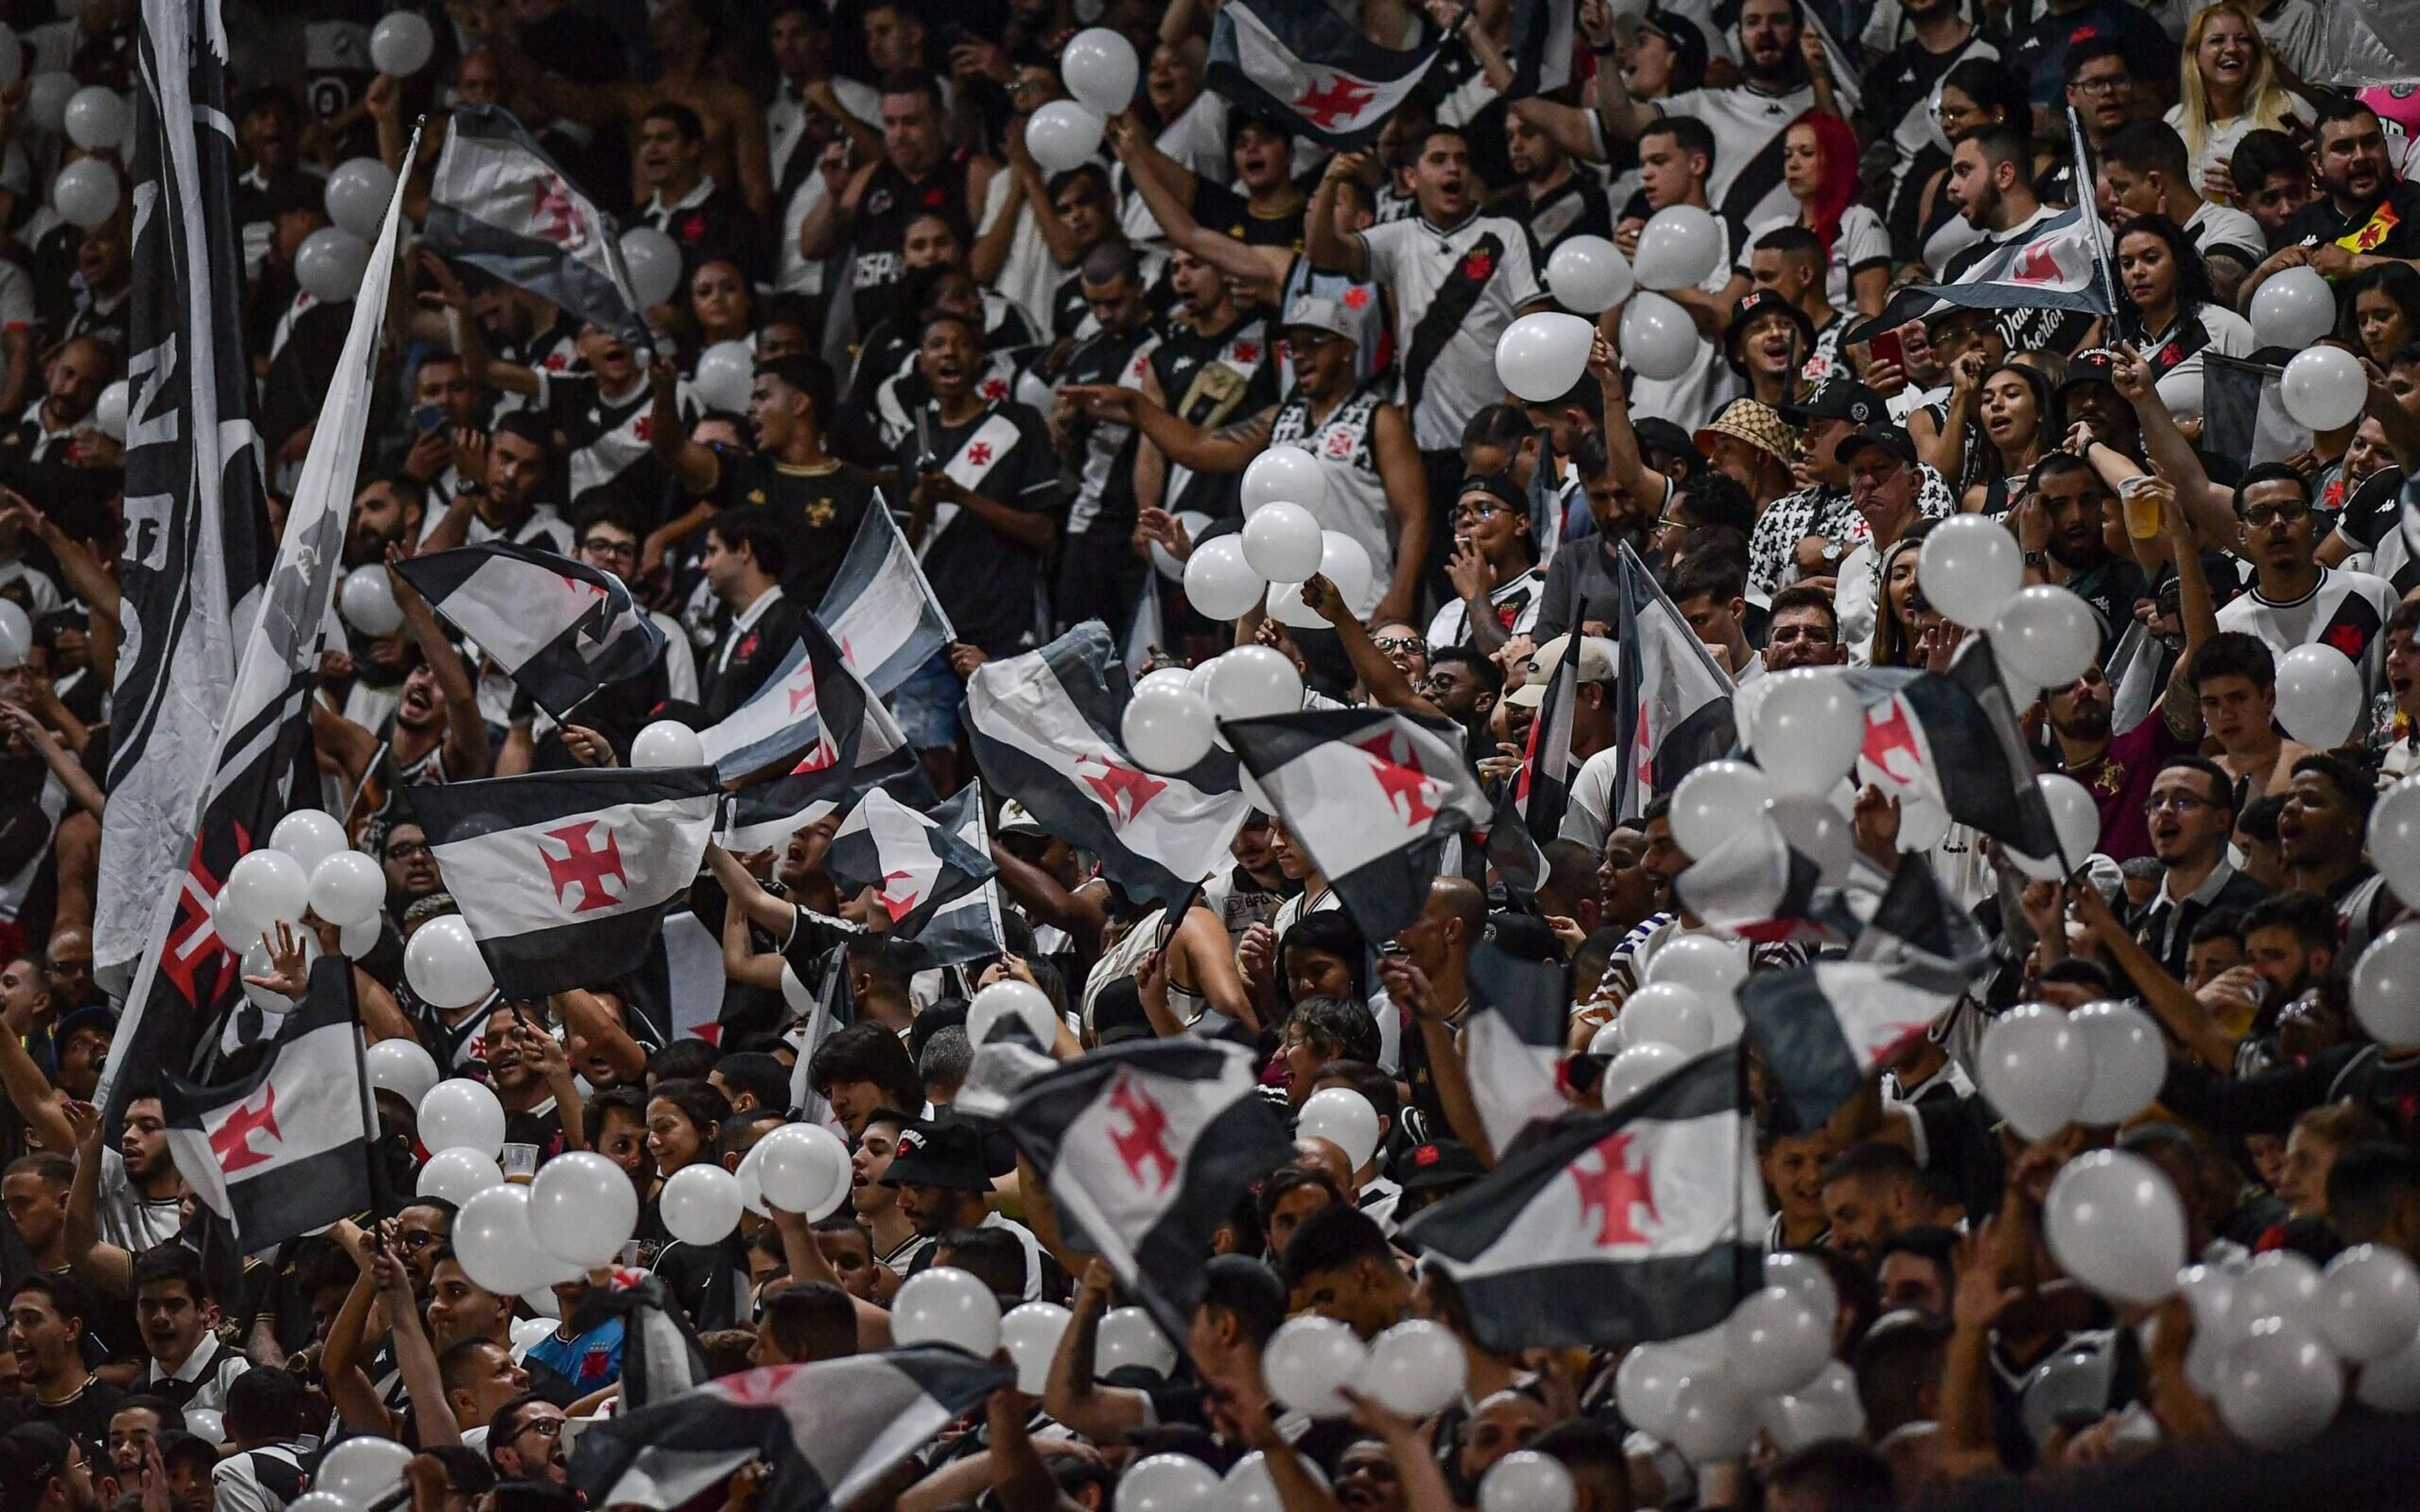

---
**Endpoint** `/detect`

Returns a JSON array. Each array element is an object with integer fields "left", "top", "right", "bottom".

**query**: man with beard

[
  {"left": 477, "top": 1005, "right": 579, "bottom": 1154},
  {"left": 1860, "top": 0, "right": 1998, "bottom": 243},
  {"left": 1503, "top": 112, "right": 1613, "bottom": 261},
  {"left": 318, "top": 567, "right": 491, "bottom": 837},
  {"left": 1596, "top": 0, "right": 1816, "bottom": 231},
  {"left": 654, "top": 354, "right": 873, "bottom": 605},
  {"left": 880, "top": 1121, "right": 1043, "bottom": 1300},
  {"left": 1050, "top": 244, "right": 1164, "bottom": 634},
  {"left": 1753, "top": 378, "right": 1886, "bottom": 595},
  {"left": 1942, "top": 126, "right": 2094, "bottom": 355},
  {"left": 805, "top": 74, "right": 996, "bottom": 347},
  {"left": 1135, "top": 249, "right": 1277, "bottom": 527},
  {"left": 1, "top": 339, "right": 113, "bottom": 465},
  {"left": 2041, "top": 644, "right": 2200, "bottom": 862},
  {"left": 2017, "top": 454, "right": 2142, "bottom": 655},
  {"left": 2134, "top": 755, "right": 2269, "bottom": 980},
  {"left": 2248, "top": 98, "right": 2420, "bottom": 292},
  {"left": 2216, "top": 465, "right": 2400, "bottom": 700},
  {"left": 1309, "top": 127, "right": 1544, "bottom": 600}
]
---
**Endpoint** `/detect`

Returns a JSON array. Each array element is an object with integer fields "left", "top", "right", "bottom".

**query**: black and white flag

[
  {"left": 1403, "top": 1048, "right": 1763, "bottom": 1352},
  {"left": 822, "top": 788, "right": 996, "bottom": 937},
  {"left": 1518, "top": 631, "right": 1581, "bottom": 845},
  {"left": 909, "top": 784, "right": 1009, "bottom": 967},
  {"left": 966, "top": 623, "right": 1250, "bottom": 911},
  {"left": 1673, "top": 810, "right": 1825, "bottom": 942},
  {"left": 717, "top": 615, "right": 923, "bottom": 852},
  {"left": 1737, "top": 958, "right": 1969, "bottom": 1135},
  {"left": 410, "top": 769, "right": 721, "bottom": 999},
  {"left": 161, "top": 957, "right": 374, "bottom": 1247},
  {"left": 2202, "top": 350, "right": 2313, "bottom": 470},
  {"left": 1461, "top": 933, "right": 1576, "bottom": 1160},
  {"left": 570, "top": 1348, "right": 1011, "bottom": 1512},
  {"left": 1007, "top": 1038, "right": 1294, "bottom": 1340},
  {"left": 815, "top": 498, "right": 957, "bottom": 696},
  {"left": 395, "top": 541, "right": 666, "bottom": 721},
  {"left": 1845, "top": 648, "right": 2060, "bottom": 861},
  {"left": 577, "top": 1274, "right": 710, "bottom": 1410},
  {"left": 1207, "top": 0, "right": 1451, "bottom": 147},
  {"left": 1223, "top": 707, "right": 1490, "bottom": 943},
  {"left": 1613, "top": 543, "right": 1734, "bottom": 823},
  {"left": 424, "top": 104, "right": 648, "bottom": 343}
]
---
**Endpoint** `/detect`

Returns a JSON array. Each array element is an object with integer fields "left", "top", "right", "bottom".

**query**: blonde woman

[{"left": 2165, "top": 2, "right": 2307, "bottom": 202}]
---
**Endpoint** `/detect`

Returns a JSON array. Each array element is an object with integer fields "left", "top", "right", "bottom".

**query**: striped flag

[
  {"left": 1672, "top": 810, "right": 1825, "bottom": 942},
  {"left": 907, "top": 783, "right": 1009, "bottom": 967},
  {"left": 161, "top": 957, "right": 374, "bottom": 1247},
  {"left": 409, "top": 769, "right": 721, "bottom": 999},
  {"left": 1518, "top": 631, "right": 1582, "bottom": 844},
  {"left": 1403, "top": 1047, "right": 1764, "bottom": 1352},
  {"left": 1460, "top": 931, "right": 1574, "bottom": 1159},
  {"left": 1207, "top": 0, "right": 1448, "bottom": 148},
  {"left": 1612, "top": 544, "right": 1734, "bottom": 824},
  {"left": 424, "top": 104, "right": 648, "bottom": 343},
  {"left": 1844, "top": 650, "right": 2060, "bottom": 861},
  {"left": 394, "top": 541, "right": 665, "bottom": 721},
  {"left": 822, "top": 788, "right": 996, "bottom": 938},
  {"left": 815, "top": 499, "right": 957, "bottom": 696}
]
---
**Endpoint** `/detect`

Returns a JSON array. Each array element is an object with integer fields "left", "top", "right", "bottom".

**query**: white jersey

[
  {"left": 1356, "top": 212, "right": 1543, "bottom": 450},
  {"left": 1269, "top": 382, "right": 1395, "bottom": 615},
  {"left": 1662, "top": 82, "right": 1816, "bottom": 228},
  {"left": 2216, "top": 566, "right": 2400, "bottom": 699}
]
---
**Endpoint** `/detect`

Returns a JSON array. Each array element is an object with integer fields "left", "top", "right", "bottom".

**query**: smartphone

[
  {"left": 1869, "top": 329, "right": 1906, "bottom": 370},
  {"left": 410, "top": 403, "right": 444, "bottom": 433}
]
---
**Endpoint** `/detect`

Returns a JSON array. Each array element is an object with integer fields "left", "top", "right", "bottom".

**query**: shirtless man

[{"left": 2191, "top": 631, "right": 2315, "bottom": 799}]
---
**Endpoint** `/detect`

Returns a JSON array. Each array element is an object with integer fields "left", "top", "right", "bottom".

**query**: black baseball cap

[
  {"left": 1836, "top": 423, "right": 1917, "bottom": 470},
  {"left": 1390, "top": 1138, "right": 1487, "bottom": 1192},
  {"left": 1780, "top": 379, "right": 1886, "bottom": 427},
  {"left": 1632, "top": 9, "right": 1710, "bottom": 91},
  {"left": 879, "top": 1120, "right": 994, "bottom": 1191},
  {"left": 1722, "top": 289, "right": 1817, "bottom": 377}
]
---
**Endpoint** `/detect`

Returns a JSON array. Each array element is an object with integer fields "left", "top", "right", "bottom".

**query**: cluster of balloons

[
  {"left": 2175, "top": 1245, "right": 2420, "bottom": 1448},
  {"left": 1262, "top": 1315, "right": 1468, "bottom": 1419},
  {"left": 1587, "top": 936, "right": 1749, "bottom": 1105},
  {"left": 1122, "top": 644, "right": 1302, "bottom": 774},
  {"left": 667, "top": 1123, "right": 852, "bottom": 1246},
  {"left": 621, "top": 226, "right": 684, "bottom": 309},
  {"left": 633, "top": 718, "right": 708, "bottom": 768},
  {"left": 1976, "top": 999, "right": 2164, "bottom": 1140},
  {"left": 1913, "top": 517, "right": 2100, "bottom": 693},
  {"left": 212, "top": 811, "right": 390, "bottom": 1005},
  {"left": 1027, "top": 30, "right": 1136, "bottom": 175},
  {"left": 1660, "top": 667, "right": 1877, "bottom": 885},
  {"left": 1617, "top": 1254, "right": 1864, "bottom": 1463},
  {"left": 694, "top": 340, "right": 756, "bottom": 414}
]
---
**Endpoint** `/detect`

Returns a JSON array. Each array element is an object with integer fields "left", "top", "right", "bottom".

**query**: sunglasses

[{"left": 1371, "top": 636, "right": 1426, "bottom": 655}]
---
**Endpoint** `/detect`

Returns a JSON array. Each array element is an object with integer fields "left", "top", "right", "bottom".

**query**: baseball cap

[
  {"left": 1631, "top": 9, "right": 1710, "bottom": 90},
  {"left": 54, "top": 1004, "right": 117, "bottom": 1048},
  {"left": 2055, "top": 348, "right": 2123, "bottom": 408},
  {"left": 1722, "top": 289, "right": 1816, "bottom": 377},
  {"left": 1835, "top": 423, "right": 1917, "bottom": 471},
  {"left": 879, "top": 1120, "right": 994, "bottom": 1191},
  {"left": 1507, "top": 634, "right": 1618, "bottom": 707},
  {"left": 1390, "top": 1138, "right": 1487, "bottom": 1193},
  {"left": 996, "top": 800, "right": 1046, "bottom": 837},
  {"left": 1779, "top": 378, "right": 1886, "bottom": 427},
  {"left": 1281, "top": 295, "right": 1359, "bottom": 343}
]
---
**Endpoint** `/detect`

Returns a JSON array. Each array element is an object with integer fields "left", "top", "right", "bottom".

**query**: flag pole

[{"left": 2068, "top": 106, "right": 2124, "bottom": 346}]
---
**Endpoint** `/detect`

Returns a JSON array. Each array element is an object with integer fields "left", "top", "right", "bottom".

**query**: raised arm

[
  {"left": 648, "top": 355, "right": 720, "bottom": 493},
  {"left": 2068, "top": 880, "right": 2237, "bottom": 1071},
  {"left": 1300, "top": 572, "right": 1446, "bottom": 718},
  {"left": 62, "top": 1104, "right": 132, "bottom": 1295},
  {"left": 389, "top": 555, "right": 492, "bottom": 781},
  {"left": 1305, "top": 153, "right": 1372, "bottom": 280},
  {"left": 1064, "top": 386, "right": 1278, "bottom": 474},
  {"left": 1042, "top": 1260, "right": 1156, "bottom": 1440},
  {"left": 706, "top": 842, "right": 810, "bottom": 935},
  {"left": 1368, "top": 403, "right": 1431, "bottom": 626},
  {"left": 1380, "top": 958, "right": 1495, "bottom": 1164},
  {"left": 2109, "top": 344, "right": 2235, "bottom": 546},
  {"left": 1107, "top": 116, "right": 1288, "bottom": 301},
  {"left": 1589, "top": 336, "right": 1672, "bottom": 509}
]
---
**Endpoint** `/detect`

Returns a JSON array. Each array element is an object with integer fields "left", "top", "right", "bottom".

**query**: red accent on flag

[
  {"left": 1861, "top": 697, "right": 1927, "bottom": 789},
  {"left": 541, "top": 821, "right": 629, "bottom": 913},
  {"left": 1076, "top": 756, "right": 1167, "bottom": 823},
  {"left": 2010, "top": 242, "right": 2063, "bottom": 285},
  {"left": 1107, "top": 1074, "right": 1180, "bottom": 1193},
  {"left": 1570, "top": 1130, "right": 1659, "bottom": 1245},
  {"left": 875, "top": 869, "right": 924, "bottom": 922},
  {"left": 1293, "top": 75, "right": 1377, "bottom": 130},
  {"left": 531, "top": 176, "right": 588, "bottom": 248},
  {"left": 1356, "top": 731, "right": 1440, "bottom": 826},
  {"left": 211, "top": 1085, "right": 283, "bottom": 1174}
]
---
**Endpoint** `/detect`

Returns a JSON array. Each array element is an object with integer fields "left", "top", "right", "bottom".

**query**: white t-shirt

[
  {"left": 1427, "top": 566, "right": 1548, "bottom": 648},
  {"left": 1662, "top": 83, "right": 1816, "bottom": 228},
  {"left": 2184, "top": 199, "right": 2267, "bottom": 269},
  {"left": 2164, "top": 97, "right": 2313, "bottom": 200},
  {"left": 1357, "top": 214, "right": 1544, "bottom": 450},
  {"left": 2148, "top": 303, "right": 2254, "bottom": 423}
]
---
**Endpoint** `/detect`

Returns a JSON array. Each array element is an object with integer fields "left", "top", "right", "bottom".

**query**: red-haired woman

[{"left": 1768, "top": 110, "right": 1891, "bottom": 321}]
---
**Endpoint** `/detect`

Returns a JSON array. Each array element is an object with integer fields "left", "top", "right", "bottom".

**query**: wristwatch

[
  {"left": 2023, "top": 549, "right": 2048, "bottom": 568},
  {"left": 1819, "top": 539, "right": 1845, "bottom": 566}
]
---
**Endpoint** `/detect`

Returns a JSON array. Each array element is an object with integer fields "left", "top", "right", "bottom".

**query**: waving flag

[
  {"left": 1208, "top": 0, "right": 1449, "bottom": 148},
  {"left": 966, "top": 623, "right": 1251, "bottom": 910},
  {"left": 1613, "top": 544, "right": 1733, "bottom": 824},
  {"left": 1006, "top": 1039, "right": 1294, "bottom": 1340},
  {"left": 1518, "top": 632, "right": 1582, "bottom": 845},
  {"left": 1673, "top": 810, "right": 1825, "bottom": 942},
  {"left": 822, "top": 788, "right": 996, "bottom": 937},
  {"left": 717, "top": 614, "right": 925, "bottom": 852},
  {"left": 1737, "top": 957, "right": 1970, "bottom": 1135},
  {"left": 1460, "top": 932, "right": 1575, "bottom": 1160},
  {"left": 1845, "top": 652, "right": 2060, "bottom": 861},
  {"left": 411, "top": 769, "right": 721, "bottom": 999},
  {"left": 1221, "top": 707, "right": 1490, "bottom": 943},
  {"left": 816, "top": 499, "right": 957, "bottom": 696},
  {"left": 1845, "top": 205, "right": 2112, "bottom": 345},
  {"left": 1404, "top": 1046, "right": 1763, "bottom": 1352},
  {"left": 395, "top": 541, "right": 665, "bottom": 721},
  {"left": 571, "top": 1348, "right": 1011, "bottom": 1512},
  {"left": 424, "top": 104, "right": 648, "bottom": 343},
  {"left": 911, "top": 784, "right": 1010, "bottom": 966},
  {"left": 161, "top": 958, "right": 374, "bottom": 1247}
]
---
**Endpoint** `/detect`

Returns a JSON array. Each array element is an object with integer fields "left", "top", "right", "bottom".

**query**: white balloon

[
  {"left": 287, "top": 1493, "right": 355, "bottom": 1512},
  {"left": 1122, "top": 683, "right": 1217, "bottom": 774},
  {"left": 182, "top": 1407, "right": 224, "bottom": 1446},
  {"left": 61, "top": 85, "right": 125, "bottom": 151},
  {"left": 1242, "top": 448, "right": 1330, "bottom": 517},
  {"left": 2041, "top": 772, "right": 2102, "bottom": 872},
  {"left": 1765, "top": 793, "right": 1854, "bottom": 887},
  {"left": 93, "top": 378, "right": 127, "bottom": 442},
  {"left": 222, "top": 849, "right": 311, "bottom": 938},
  {"left": 340, "top": 913, "right": 383, "bottom": 959},
  {"left": 1669, "top": 760, "right": 1775, "bottom": 859},
  {"left": 1494, "top": 311, "right": 1595, "bottom": 403},
  {"left": 2041, "top": 1150, "right": 2186, "bottom": 1305},
  {"left": 693, "top": 340, "right": 756, "bottom": 415},
  {"left": 2319, "top": 1245, "right": 2420, "bottom": 1363},
  {"left": 2357, "top": 1326, "right": 2420, "bottom": 1412},
  {"left": 1546, "top": 234, "right": 1634, "bottom": 314},
  {"left": 1061, "top": 27, "right": 1139, "bottom": 114},
  {"left": 1668, "top": 1373, "right": 1756, "bottom": 1463},
  {"left": 2273, "top": 643, "right": 2363, "bottom": 747},
  {"left": 893, "top": 1266, "right": 1005, "bottom": 1356},
  {"left": 1586, "top": 1021, "right": 1625, "bottom": 1057},
  {"left": 1618, "top": 290, "right": 1700, "bottom": 382},
  {"left": 1098, "top": 1305, "right": 1178, "bottom": 1376},
  {"left": 2353, "top": 924, "right": 2420, "bottom": 1049},
  {"left": 369, "top": 9, "right": 436, "bottom": 74},
  {"left": 2214, "top": 1323, "right": 2343, "bottom": 1450},
  {"left": 756, "top": 1123, "right": 852, "bottom": 1218},
  {"left": 632, "top": 719, "right": 706, "bottom": 768},
  {"left": 308, "top": 850, "right": 386, "bottom": 928},
  {"left": 2069, "top": 1000, "right": 2164, "bottom": 1125},
  {"left": 366, "top": 1038, "right": 441, "bottom": 1111},
  {"left": 1896, "top": 794, "right": 1953, "bottom": 853},
  {"left": 619, "top": 226, "right": 683, "bottom": 308},
  {"left": 240, "top": 932, "right": 311, "bottom": 1016},
  {"left": 1724, "top": 1285, "right": 1832, "bottom": 1397},
  {"left": 1182, "top": 536, "right": 1265, "bottom": 621},
  {"left": 1265, "top": 531, "right": 1378, "bottom": 625},
  {"left": 1917, "top": 514, "right": 2024, "bottom": 631},
  {"left": 2019, "top": 1344, "right": 2113, "bottom": 1448},
  {"left": 318, "top": 1437, "right": 414, "bottom": 1509},
  {"left": 25, "top": 71, "right": 71, "bottom": 132},
  {"left": 2250, "top": 266, "right": 2337, "bottom": 350},
  {"left": 1240, "top": 501, "right": 1326, "bottom": 582},
  {"left": 1760, "top": 1359, "right": 1867, "bottom": 1451},
  {"left": 417, "top": 1147, "right": 503, "bottom": 1205},
  {"left": 1204, "top": 645, "right": 1303, "bottom": 721},
  {"left": 2238, "top": 1250, "right": 2325, "bottom": 1334},
  {"left": 1633, "top": 204, "right": 1722, "bottom": 290},
  {"left": 2278, "top": 345, "right": 2366, "bottom": 432},
  {"left": 1600, "top": 1041, "right": 1688, "bottom": 1108},
  {"left": 1002, "top": 1302, "right": 1073, "bottom": 1394},
  {"left": 1615, "top": 1344, "right": 1689, "bottom": 1440},
  {"left": 1298, "top": 1087, "right": 1381, "bottom": 1170},
  {"left": 1226, "top": 1451, "right": 1328, "bottom": 1512},
  {"left": 2177, "top": 1264, "right": 2242, "bottom": 1396},
  {"left": 1644, "top": 933, "right": 1748, "bottom": 1000},
  {"left": 1977, "top": 1003, "right": 2089, "bottom": 1139},
  {"left": 270, "top": 810, "right": 348, "bottom": 875},
  {"left": 1151, "top": 510, "right": 1214, "bottom": 579},
  {"left": 1989, "top": 585, "right": 2098, "bottom": 692},
  {"left": 457, "top": 1183, "right": 577, "bottom": 1296},
  {"left": 1762, "top": 1251, "right": 1840, "bottom": 1319},
  {"left": 323, "top": 156, "right": 398, "bottom": 241},
  {"left": 1478, "top": 1452, "right": 1575, "bottom": 1512},
  {"left": 660, "top": 1163, "right": 745, "bottom": 1245},
  {"left": 1357, "top": 1319, "right": 1468, "bottom": 1417},
  {"left": 296, "top": 227, "right": 372, "bottom": 302},
  {"left": 339, "top": 564, "right": 405, "bottom": 635},
  {"left": 1620, "top": 982, "right": 1715, "bottom": 1055},
  {"left": 403, "top": 916, "right": 492, "bottom": 1011},
  {"left": 1027, "top": 100, "right": 1105, "bottom": 174},
  {"left": 0, "top": 600, "right": 26, "bottom": 669},
  {"left": 2371, "top": 777, "right": 2420, "bottom": 910},
  {"left": 418, "top": 1077, "right": 507, "bottom": 1157},
  {"left": 967, "top": 979, "right": 1061, "bottom": 1051},
  {"left": 1749, "top": 670, "right": 1864, "bottom": 796},
  {"left": 530, "top": 1150, "right": 640, "bottom": 1267},
  {"left": 1115, "top": 1455, "right": 1221, "bottom": 1512},
  {"left": 1262, "top": 1314, "right": 1368, "bottom": 1418}
]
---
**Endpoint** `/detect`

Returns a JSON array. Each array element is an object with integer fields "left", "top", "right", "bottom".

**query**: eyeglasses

[
  {"left": 2070, "top": 75, "right": 2130, "bottom": 94},
  {"left": 1372, "top": 636, "right": 1426, "bottom": 655},
  {"left": 386, "top": 840, "right": 430, "bottom": 860},
  {"left": 2143, "top": 792, "right": 2215, "bottom": 815},
  {"left": 581, "top": 537, "right": 638, "bottom": 559},
  {"left": 2240, "top": 501, "right": 2310, "bottom": 527},
  {"left": 1456, "top": 502, "right": 1516, "bottom": 523},
  {"left": 396, "top": 1228, "right": 442, "bottom": 1249},
  {"left": 515, "top": 1415, "right": 566, "bottom": 1440}
]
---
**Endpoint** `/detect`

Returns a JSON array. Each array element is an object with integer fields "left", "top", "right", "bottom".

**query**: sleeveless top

[
  {"left": 1269, "top": 381, "right": 1392, "bottom": 615},
  {"left": 849, "top": 158, "right": 974, "bottom": 335}
]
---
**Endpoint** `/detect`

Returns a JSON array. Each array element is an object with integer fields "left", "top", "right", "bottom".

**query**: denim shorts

[{"left": 890, "top": 651, "right": 962, "bottom": 752}]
